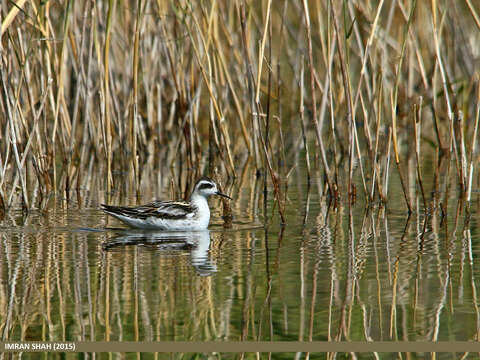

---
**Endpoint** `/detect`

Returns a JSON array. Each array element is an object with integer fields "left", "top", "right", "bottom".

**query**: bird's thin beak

[{"left": 216, "top": 191, "right": 232, "bottom": 200}]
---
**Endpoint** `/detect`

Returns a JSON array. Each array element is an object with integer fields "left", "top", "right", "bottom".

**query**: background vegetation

[
  {"left": 2, "top": 1, "right": 480, "bottom": 354},
  {"left": 1, "top": 0, "right": 480, "bottom": 218}
]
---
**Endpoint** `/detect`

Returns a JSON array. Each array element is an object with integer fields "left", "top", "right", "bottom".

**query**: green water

[{"left": 1, "top": 165, "right": 480, "bottom": 359}]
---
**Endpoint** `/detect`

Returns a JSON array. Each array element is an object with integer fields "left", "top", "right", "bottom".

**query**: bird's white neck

[{"left": 190, "top": 194, "right": 210, "bottom": 221}]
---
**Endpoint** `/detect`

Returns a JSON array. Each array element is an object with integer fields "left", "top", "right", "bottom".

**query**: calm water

[{"left": 1, "top": 166, "right": 480, "bottom": 357}]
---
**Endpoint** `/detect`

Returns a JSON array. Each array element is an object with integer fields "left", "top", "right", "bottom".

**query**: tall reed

[{"left": 0, "top": 0, "right": 478, "bottom": 220}]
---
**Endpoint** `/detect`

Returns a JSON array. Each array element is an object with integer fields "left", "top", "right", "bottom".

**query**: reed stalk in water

[{"left": 0, "top": 0, "right": 478, "bottom": 220}]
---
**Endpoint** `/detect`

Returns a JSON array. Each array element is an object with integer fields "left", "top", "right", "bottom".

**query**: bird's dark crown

[{"left": 195, "top": 177, "right": 216, "bottom": 191}]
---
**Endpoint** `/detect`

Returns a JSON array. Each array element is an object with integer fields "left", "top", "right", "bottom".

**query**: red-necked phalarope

[{"left": 101, "top": 177, "right": 232, "bottom": 230}]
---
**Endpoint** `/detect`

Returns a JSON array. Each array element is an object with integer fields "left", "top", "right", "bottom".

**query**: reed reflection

[{"left": 102, "top": 230, "right": 216, "bottom": 276}]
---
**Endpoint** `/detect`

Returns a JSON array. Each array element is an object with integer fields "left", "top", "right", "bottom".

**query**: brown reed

[{"left": 0, "top": 0, "right": 478, "bottom": 221}]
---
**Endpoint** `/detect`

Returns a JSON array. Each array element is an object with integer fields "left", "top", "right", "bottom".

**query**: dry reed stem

[
  {"left": 186, "top": 8, "right": 236, "bottom": 177},
  {"left": 413, "top": 102, "right": 427, "bottom": 211},
  {"left": 131, "top": 0, "right": 144, "bottom": 193},
  {"left": 371, "top": 79, "right": 384, "bottom": 202},
  {"left": 459, "top": 111, "right": 468, "bottom": 192},
  {"left": 255, "top": 0, "right": 272, "bottom": 105},
  {"left": 390, "top": 0, "right": 417, "bottom": 213},
  {"left": 352, "top": 0, "right": 385, "bottom": 111},
  {"left": 7, "top": 80, "right": 50, "bottom": 207},
  {"left": 431, "top": 0, "right": 455, "bottom": 145},
  {"left": 352, "top": 119, "right": 369, "bottom": 201},
  {"left": 299, "top": 58, "right": 311, "bottom": 181},
  {"left": 465, "top": 0, "right": 480, "bottom": 30},
  {"left": 383, "top": 128, "right": 392, "bottom": 199},
  {"left": 104, "top": 0, "right": 115, "bottom": 194},
  {"left": 52, "top": 0, "right": 73, "bottom": 148},
  {"left": 467, "top": 81, "right": 480, "bottom": 204},
  {"left": 331, "top": 3, "right": 355, "bottom": 202},
  {"left": 302, "top": 0, "right": 334, "bottom": 197},
  {"left": 327, "top": 36, "right": 339, "bottom": 193},
  {"left": 238, "top": 1, "right": 261, "bottom": 170},
  {"left": 214, "top": 36, "right": 252, "bottom": 155},
  {"left": 0, "top": 1, "right": 478, "bottom": 219},
  {"left": 1, "top": 0, "right": 28, "bottom": 36},
  {"left": 0, "top": 60, "right": 29, "bottom": 208}
]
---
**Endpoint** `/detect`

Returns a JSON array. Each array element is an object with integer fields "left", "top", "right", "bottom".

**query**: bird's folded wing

[{"left": 135, "top": 201, "right": 196, "bottom": 219}]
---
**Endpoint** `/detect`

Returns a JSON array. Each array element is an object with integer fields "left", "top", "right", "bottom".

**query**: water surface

[{"left": 1, "top": 168, "right": 480, "bottom": 352}]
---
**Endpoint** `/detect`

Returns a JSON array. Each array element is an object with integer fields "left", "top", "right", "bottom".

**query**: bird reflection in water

[{"left": 102, "top": 230, "right": 216, "bottom": 276}]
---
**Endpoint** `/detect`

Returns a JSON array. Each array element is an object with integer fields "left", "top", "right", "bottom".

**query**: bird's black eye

[{"left": 199, "top": 183, "right": 214, "bottom": 190}]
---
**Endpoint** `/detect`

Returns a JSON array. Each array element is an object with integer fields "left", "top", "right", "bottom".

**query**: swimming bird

[{"left": 101, "top": 177, "right": 232, "bottom": 230}]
